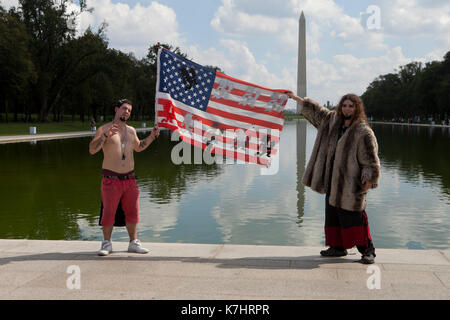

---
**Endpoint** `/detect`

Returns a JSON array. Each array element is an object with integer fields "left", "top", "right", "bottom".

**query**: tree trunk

[
  {"left": 5, "top": 100, "right": 9, "bottom": 123},
  {"left": 14, "top": 100, "right": 18, "bottom": 122},
  {"left": 39, "top": 95, "right": 50, "bottom": 122}
]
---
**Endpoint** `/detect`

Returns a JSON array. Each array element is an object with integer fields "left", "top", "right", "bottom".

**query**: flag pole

[{"left": 154, "top": 42, "right": 162, "bottom": 132}]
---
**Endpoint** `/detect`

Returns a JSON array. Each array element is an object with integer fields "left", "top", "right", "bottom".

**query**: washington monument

[
  {"left": 297, "top": 11, "right": 306, "bottom": 113},
  {"left": 296, "top": 11, "right": 307, "bottom": 218}
]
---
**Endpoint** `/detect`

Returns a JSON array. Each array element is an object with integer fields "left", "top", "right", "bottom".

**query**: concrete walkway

[
  {"left": 0, "top": 128, "right": 152, "bottom": 144},
  {"left": 0, "top": 239, "right": 448, "bottom": 300}
]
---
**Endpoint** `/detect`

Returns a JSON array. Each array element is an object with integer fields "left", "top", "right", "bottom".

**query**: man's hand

[
  {"left": 105, "top": 122, "right": 119, "bottom": 138},
  {"left": 150, "top": 126, "right": 159, "bottom": 140},
  {"left": 362, "top": 178, "right": 372, "bottom": 192},
  {"left": 135, "top": 126, "right": 159, "bottom": 152}
]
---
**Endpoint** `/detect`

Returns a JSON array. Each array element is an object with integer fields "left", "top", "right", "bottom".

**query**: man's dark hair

[{"left": 114, "top": 99, "right": 132, "bottom": 109}]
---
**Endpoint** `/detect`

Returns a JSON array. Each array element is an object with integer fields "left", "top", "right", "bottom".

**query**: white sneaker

[
  {"left": 98, "top": 240, "right": 112, "bottom": 256},
  {"left": 128, "top": 239, "right": 149, "bottom": 254}
]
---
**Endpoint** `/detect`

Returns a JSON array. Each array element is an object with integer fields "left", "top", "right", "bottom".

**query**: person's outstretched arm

[{"left": 285, "top": 91, "right": 332, "bottom": 128}]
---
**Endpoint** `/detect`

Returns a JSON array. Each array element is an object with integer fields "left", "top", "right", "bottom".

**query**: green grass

[
  {"left": 0, "top": 112, "right": 303, "bottom": 136},
  {"left": 0, "top": 120, "right": 155, "bottom": 136},
  {"left": 283, "top": 114, "right": 304, "bottom": 119}
]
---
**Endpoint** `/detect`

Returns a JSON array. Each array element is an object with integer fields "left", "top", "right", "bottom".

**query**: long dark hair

[{"left": 336, "top": 93, "right": 368, "bottom": 123}]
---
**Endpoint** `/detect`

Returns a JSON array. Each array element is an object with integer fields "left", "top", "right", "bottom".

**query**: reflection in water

[
  {"left": 367, "top": 123, "right": 450, "bottom": 250},
  {"left": 373, "top": 124, "right": 450, "bottom": 196},
  {"left": 0, "top": 121, "right": 449, "bottom": 249},
  {"left": 296, "top": 119, "right": 306, "bottom": 224}
]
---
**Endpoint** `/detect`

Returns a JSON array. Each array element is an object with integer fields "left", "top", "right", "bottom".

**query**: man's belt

[
  {"left": 102, "top": 170, "right": 136, "bottom": 180},
  {"left": 103, "top": 174, "right": 135, "bottom": 180}
]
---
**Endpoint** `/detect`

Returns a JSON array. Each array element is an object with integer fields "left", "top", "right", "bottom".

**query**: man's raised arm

[
  {"left": 134, "top": 126, "right": 159, "bottom": 152},
  {"left": 89, "top": 127, "right": 108, "bottom": 155}
]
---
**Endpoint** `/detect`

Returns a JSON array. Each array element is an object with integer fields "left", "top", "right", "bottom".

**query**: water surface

[{"left": 0, "top": 121, "right": 448, "bottom": 249}]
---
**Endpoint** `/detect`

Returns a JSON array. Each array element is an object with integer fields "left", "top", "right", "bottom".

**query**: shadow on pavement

[{"left": 0, "top": 251, "right": 364, "bottom": 270}]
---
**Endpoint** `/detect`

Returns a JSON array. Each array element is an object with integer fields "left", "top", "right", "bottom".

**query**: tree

[
  {"left": 0, "top": 5, "right": 36, "bottom": 122},
  {"left": 362, "top": 52, "right": 450, "bottom": 121},
  {"left": 56, "top": 26, "right": 109, "bottom": 122},
  {"left": 18, "top": 0, "right": 107, "bottom": 122}
]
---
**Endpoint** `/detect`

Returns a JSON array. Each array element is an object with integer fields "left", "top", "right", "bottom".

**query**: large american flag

[{"left": 155, "top": 47, "right": 288, "bottom": 166}]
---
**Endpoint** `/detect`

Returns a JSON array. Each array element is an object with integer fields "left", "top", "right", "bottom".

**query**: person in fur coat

[{"left": 286, "top": 91, "right": 380, "bottom": 264}]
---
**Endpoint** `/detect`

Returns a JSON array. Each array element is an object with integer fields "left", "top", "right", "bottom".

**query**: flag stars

[{"left": 159, "top": 49, "right": 215, "bottom": 111}]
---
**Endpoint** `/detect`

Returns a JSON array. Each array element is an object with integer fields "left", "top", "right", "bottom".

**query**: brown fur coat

[{"left": 301, "top": 98, "right": 380, "bottom": 211}]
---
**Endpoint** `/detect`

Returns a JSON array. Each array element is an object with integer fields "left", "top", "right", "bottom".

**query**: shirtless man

[{"left": 89, "top": 99, "right": 159, "bottom": 256}]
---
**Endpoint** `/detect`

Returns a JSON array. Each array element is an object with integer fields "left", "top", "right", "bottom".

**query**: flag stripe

[
  {"left": 209, "top": 93, "right": 285, "bottom": 119},
  {"left": 216, "top": 72, "right": 287, "bottom": 96},
  {"left": 208, "top": 99, "right": 285, "bottom": 124},
  {"left": 157, "top": 95, "right": 281, "bottom": 139},
  {"left": 206, "top": 105, "right": 283, "bottom": 130}
]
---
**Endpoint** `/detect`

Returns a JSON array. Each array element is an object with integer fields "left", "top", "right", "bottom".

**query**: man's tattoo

[
  {"left": 139, "top": 140, "right": 147, "bottom": 149},
  {"left": 94, "top": 139, "right": 103, "bottom": 149}
]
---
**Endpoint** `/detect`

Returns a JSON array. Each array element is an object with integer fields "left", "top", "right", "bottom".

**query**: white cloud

[
  {"left": 77, "top": 0, "right": 181, "bottom": 58},
  {"left": 306, "top": 46, "right": 425, "bottom": 104},
  {"left": 0, "top": 0, "right": 19, "bottom": 9},
  {"left": 381, "top": 0, "right": 450, "bottom": 34},
  {"left": 211, "top": 0, "right": 293, "bottom": 36},
  {"left": 378, "top": 0, "right": 450, "bottom": 47},
  {"left": 187, "top": 39, "right": 296, "bottom": 91},
  {"left": 211, "top": 0, "right": 389, "bottom": 55}
]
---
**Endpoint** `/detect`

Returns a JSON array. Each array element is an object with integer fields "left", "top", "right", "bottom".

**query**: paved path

[
  {"left": 370, "top": 121, "right": 450, "bottom": 128},
  {"left": 0, "top": 128, "right": 152, "bottom": 144},
  {"left": 0, "top": 239, "right": 448, "bottom": 300}
]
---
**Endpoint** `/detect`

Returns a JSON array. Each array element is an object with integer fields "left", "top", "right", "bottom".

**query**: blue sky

[{"left": 2, "top": 0, "right": 449, "bottom": 109}]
